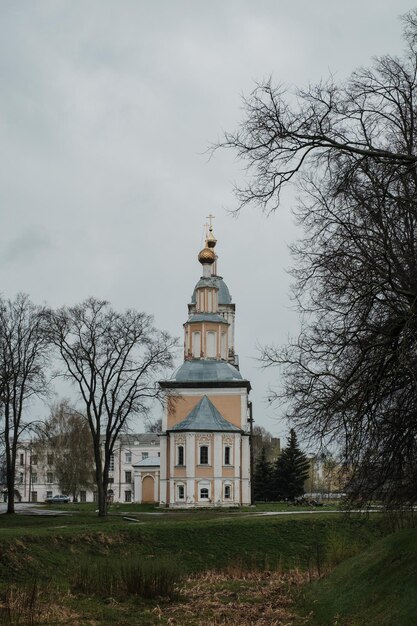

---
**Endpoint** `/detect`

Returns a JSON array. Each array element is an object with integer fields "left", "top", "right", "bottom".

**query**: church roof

[
  {"left": 172, "top": 359, "right": 243, "bottom": 382},
  {"left": 169, "top": 395, "right": 241, "bottom": 432},
  {"left": 132, "top": 456, "right": 160, "bottom": 468},
  {"left": 187, "top": 313, "right": 228, "bottom": 324},
  {"left": 191, "top": 276, "right": 232, "bottom": 305}
]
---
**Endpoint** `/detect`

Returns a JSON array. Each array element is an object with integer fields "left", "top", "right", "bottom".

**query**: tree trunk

[
  {"left": 92, "top": 437, "right": 108, "bottom": 517},
  {"left": 5, "top": 415, "right": 15, "bottom": 515}
]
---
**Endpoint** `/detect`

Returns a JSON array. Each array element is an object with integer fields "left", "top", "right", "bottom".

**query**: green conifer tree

[
  {"left": 274, "top": 429, "right": 310, "bottom": 501},
  {"left": 253, "top": 446, "right": 273, "bottom": 501}
]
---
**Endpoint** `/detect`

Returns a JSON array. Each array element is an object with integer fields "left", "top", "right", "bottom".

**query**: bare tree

[
  {"left": 220, "top": 11, "right": 417, "bottom": 507},
  {"left": 218, "top": 11, "right": 417, "bottom": 214},
  {"left": 145, "top": 417, "right": 162, "bottom": 433},
  {"left": 40, "top": 399, "right": 95, "bottom": 501},
  {"left": 252, "top": 425, "right": 279, "bottom": 463},
  {"left": 48, "top": 298, "right": 177, "bottom": 516},
  {"left": 0, "top": 294, "right": 50, "bottom": 513}
]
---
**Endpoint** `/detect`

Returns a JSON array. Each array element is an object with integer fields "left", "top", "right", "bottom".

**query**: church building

[{"left": 154, "top": 222, "right": 252, "bottom": 507}]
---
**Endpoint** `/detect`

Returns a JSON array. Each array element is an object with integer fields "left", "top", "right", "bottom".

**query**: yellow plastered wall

[
  {"left": 222, "top": 467, "right": 235, "bottom": 478},
  {"left": 167, "top": 394, "right": 242, "bottom": 429}
]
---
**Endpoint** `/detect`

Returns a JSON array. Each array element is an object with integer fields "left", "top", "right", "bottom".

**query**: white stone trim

[
  {"left": 186, "top": 433, "right": 195, "bottom": 477},
  {"left": 213, "top": 433, "right": 222, "bottom": 502},
  {"left": 169, "top": 435, "right": 175, "bottom": 478},
  {"left": 159, "top": 435, "right": 167, "bottom": 505}
]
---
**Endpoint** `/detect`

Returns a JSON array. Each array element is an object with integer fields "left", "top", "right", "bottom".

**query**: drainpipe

[{"left": 248, "top": 401, "right": 254, "bottom": 505}]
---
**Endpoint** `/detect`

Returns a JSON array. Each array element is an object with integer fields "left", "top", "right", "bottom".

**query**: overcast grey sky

[{"left": 1, "top": 1, "right": 414, "bottom": 440}]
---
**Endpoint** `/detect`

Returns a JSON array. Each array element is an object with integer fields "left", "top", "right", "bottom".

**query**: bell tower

[{"left": 159, "top": 221, "right": 251, "bottom": 508}]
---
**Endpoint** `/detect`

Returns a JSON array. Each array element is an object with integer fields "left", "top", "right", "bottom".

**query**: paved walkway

[{"left": 0, "top": 502, "right": 68, "bottom": 515}]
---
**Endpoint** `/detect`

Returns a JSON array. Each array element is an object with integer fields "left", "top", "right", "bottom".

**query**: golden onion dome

[
  {"left": 198, "top": 246, "right": 215, "bottom": 264},
  {"left": 206, "top": 232, "right": 217, "bottom": 248}
]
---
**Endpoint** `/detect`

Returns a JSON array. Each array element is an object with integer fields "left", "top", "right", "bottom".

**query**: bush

[{"left": 73, "top": 557, "right": 182, "bottom": 599}]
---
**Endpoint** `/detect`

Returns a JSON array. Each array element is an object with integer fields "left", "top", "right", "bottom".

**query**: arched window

[
  {"left": 206, "top": 331, "right": 216, "bottom": 358},
  {"left": 221, "top": 332, "right": 227, "bottom": 359},
  {"left": 177, "top": 484, "right": 185, "bottom": 500},
  {"left": 177, "top": 445, "right": 184, "bottom": 466},
  {"left": 224, "top": 446, "right": 231, "bottom": 465},
  {"left": 224, "top": 484, "right": 232, "bottom": 500},
  {"left": 199, "top": 445, "right": 208, "bottom": 465},
  {"left": 192, "top": 331, "right": 201, "bottom": 358}
]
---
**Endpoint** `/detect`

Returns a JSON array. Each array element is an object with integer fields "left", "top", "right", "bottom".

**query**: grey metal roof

[
  {"left": 133, "top": 456, "right": 160, "bottom": 468},
  {"left": 100, "top": 433, "right": 159, "bottom": 445},
  {"left": 172, "top": 359, "right": 243, "bottom": 382},
  {"left": 187, "top": 313, "right": 228, "bottom": 324},
  {"left": 169, "top": 395, "right": 241, "bottom": 432},
  {"left": 191, "top": 276, "right": 232, "bottom": 305}
]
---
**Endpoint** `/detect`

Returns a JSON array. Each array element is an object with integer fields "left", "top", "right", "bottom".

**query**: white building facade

[{"left": 12, "top": 433, "right": 160, "bottom": 504}]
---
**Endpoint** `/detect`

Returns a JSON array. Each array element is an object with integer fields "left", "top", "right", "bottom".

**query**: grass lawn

[
  {"left": 0, "top": 506, "right": 388, "bottom": 624},
  {"left": 299, "top": 526, "right": 417, "bottom": 626}
]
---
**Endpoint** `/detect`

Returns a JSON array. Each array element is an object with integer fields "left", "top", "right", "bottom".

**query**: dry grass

[
  {"left": 156, "top": 568, "right": 315, "bottom": 626},
  {"left": 0, "top": 582, "right": 80, "bottom": 625}
]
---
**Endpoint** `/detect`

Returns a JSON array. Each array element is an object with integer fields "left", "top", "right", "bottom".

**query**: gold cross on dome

[{"left": 206, "top": 213, "right": 215, "bottom": 230}]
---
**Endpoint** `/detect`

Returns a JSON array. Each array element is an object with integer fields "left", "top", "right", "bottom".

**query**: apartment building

[{"left": 13, "top": 433, "right": 160, "bottom": 503}]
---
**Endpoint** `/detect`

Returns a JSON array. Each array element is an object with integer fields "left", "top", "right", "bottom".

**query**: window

[
  {"left": 20, "top": 453, "right": 24, "bottom": 466},
  {"left": 200, "top": 488, "right": 209, "bottom": 499},
  {"left": 158, "top": 452, "right": 160, "bottom": 457},
  {"left": 221, "top": 332, "right": 227, "bottom": 360},
  {"left": 124, "top": 490, "right": 132, "bottom": 503},
  {"left": 46, "top": 472, "right": 53, "bottom": 484},
  {"left": 19, "top": 473, "right": 23, "bottom": 484},
  {"left": 80, "top": 491, "right": 87, "bottom": 503},
  {"left": 224, "top": 484, "right": 231, "bottom": 499},
  {"left": 199, "top": 446, "right": 208, "bottom": 465},
  {"left": 47, "top": 454, "right": 54, "bottom": 466},
  {"left": 142, "top": 452, "right": 148, "bottom": 460},
  {"left": 31, "top": 491, "right": 37, "bottom": 502},
  {"left": 177, "top": 446, "right": 184, "bottom": 466},
  {"left": 31, "top": 455, "right": 38, "bottom": 465},
  {"left": 93, "top": 491, "right": 98, "bottom": 503},
  {"left": 178, "top": 485, "right": 185, "bottom": 500},
  {"left": 46, "top": 490, "right": 52, "bottom": 499},
  {"left": 224, "top": 446, "right": 231, "bottom": 465},
  {"left": 108, "top": 477, "right": 114, "bottom": 484},
  {"left": 31, "top": 472, "right": 38, "bottom": 484},
  {"left": 192, "top": 331, "right": 201, "bottom": 358},
  {"left": 109, "top": 455, "right": 115, "bottom": 471},
  {"left": 125, "top": 452, "right": 132, "bottom": 463},
  {"left": 125, "top": 471, "right": 132, "bottom": 483},
  {"left": 206, "top": 331, "right": 217, "bottom": 358}
]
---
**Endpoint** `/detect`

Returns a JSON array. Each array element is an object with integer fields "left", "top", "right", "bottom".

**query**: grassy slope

[
  {"left": 302, "top": 527, "right": 417, "bottom": 626},
  {"left": 0, "top": 512, "right": 385, "bottom": 583}
]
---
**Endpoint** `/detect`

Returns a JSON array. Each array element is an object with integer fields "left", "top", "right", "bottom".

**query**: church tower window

[
  {"left": 199, "top": 445, "right": 209, "bottom": 465},
  {"left": 206, "top": 331, "right": 216, "bottom": 358},
  {"left": 192, "top": 331, "right": 201, "bottom": 358},
  {"left": 177, "top": 445, "right": 184, "bottom": 466},
  {"left": 221, "top": 332, "right": 227, "bottom": 360},
  {"left": 224, "top": 446, "right": 231, "bottom": 465}
]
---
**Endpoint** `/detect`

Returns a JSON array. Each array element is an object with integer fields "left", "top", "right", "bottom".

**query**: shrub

[{"left": 73, "top": 557, "right": 182, "bottom": 599}]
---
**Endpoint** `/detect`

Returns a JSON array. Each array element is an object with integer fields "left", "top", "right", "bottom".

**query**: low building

[{"left": 14, "top": 433, "right": 160, "bottom": 503}]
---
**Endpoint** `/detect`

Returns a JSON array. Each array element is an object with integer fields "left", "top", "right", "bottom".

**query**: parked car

[{"left": 45, "top": 494, "right": 71, "bottom": 504}]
